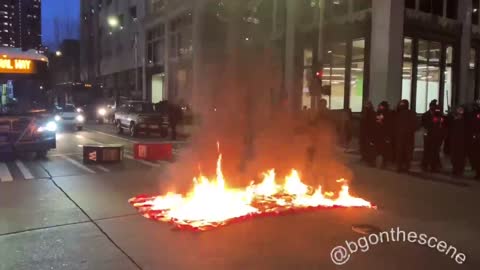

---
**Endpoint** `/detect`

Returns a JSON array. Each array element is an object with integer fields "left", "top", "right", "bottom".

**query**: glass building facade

[
  {"left": 302, "top": 38, "right": 367, "bottom": 113},
  {"left": 402, "top": 38, "right": 454, "bottom": 113},
  {"left": 298, "top": 0, "right": 480, "bottom": 114},
  {"left": 402, "top": 37, "right": 455, "bottom": 113}
]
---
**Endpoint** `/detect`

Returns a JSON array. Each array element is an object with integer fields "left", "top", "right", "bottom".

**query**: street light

[
  {"left": 107, "top": 16, "right": 119, "bottom": 28},
  {"left": 55, "top": 50, "right": 62, "bottom": 57}
]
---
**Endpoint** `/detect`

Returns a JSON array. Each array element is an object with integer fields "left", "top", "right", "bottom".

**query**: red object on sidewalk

[{"left": 133, "top": 143, "right": 173, "bottom": 161}]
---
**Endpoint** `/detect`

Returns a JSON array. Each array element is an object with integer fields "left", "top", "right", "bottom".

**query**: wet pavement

[{"left": 0, "top": 124, "right": 479, "bottom": 270}]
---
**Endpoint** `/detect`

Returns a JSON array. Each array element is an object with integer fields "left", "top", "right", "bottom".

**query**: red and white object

[{"left": 133, "top": 143, "right": 173, "bottom": 161}]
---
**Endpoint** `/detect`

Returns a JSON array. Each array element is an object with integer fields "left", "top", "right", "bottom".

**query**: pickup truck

[{"left": 114, "top": 101, "right": 169, "bottom": 137}]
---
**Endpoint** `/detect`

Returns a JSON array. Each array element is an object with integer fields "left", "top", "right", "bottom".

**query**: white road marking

[
  {"left": 124, "top": 153, "right": 165, "bottom": 168},
  {"left": 0, "top": 163, "right": 13, "bottom": 182},
  {"left": 15, "top": 160, "right": 34, "bottom": 180},
  {"left": 86, "top": 129, "right": 139, "bottom": 144},
  {"left": 96, "top": 165, "right": 110, "bottom": 173},
  {"left": 59, "top": 155, "right": 96, "bottom": 174},
  {"left": 86, "top": 128, "right": 188, "bottom": 146},
  {"left": 48, "top": 152, "right": 82, "bottom": 157}
]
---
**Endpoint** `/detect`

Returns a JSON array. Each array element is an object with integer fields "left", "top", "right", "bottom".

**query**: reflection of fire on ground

[{"left": 130, "top": 148, "right": 375, "bottom": 231}]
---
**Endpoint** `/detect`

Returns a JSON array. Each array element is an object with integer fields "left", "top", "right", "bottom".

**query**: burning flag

[{"left": 129, "top": 151, "right": 375, "bottom": 231}]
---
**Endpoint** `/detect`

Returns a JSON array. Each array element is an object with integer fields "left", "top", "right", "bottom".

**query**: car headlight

[
  {"left": 76, "top": 115, "right": 85, "bottom": 122},
  {"left": 37, "top": 121, "right": 57, "bottom": 133},
  {"left": 98, "top": 108, "right": 107, "bottom": 116},
  {"left": 76, "top": 108, "right": 83, "bottom": 113},
  {"left": 46, "top": 121, "right": 58, "bottom": 132},
  {"left": 54, "top": 115, "right": 61, "bottom": 121}
]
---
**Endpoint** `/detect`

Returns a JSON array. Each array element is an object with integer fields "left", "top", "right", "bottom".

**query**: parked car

[
  {"left": 53, "top": 104, "right": 85, "bottom": 131},
  {"left": 114, "top": 101, "right": 168, "bottom": 137}
]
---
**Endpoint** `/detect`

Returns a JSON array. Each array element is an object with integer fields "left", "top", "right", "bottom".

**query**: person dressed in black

[
  {"left": 360, "top": 101, "right": 375, "bottom": 162},
  {"left": 421, "top": 100, "right": 447, "bottom": 172},
  {"left": 393, "top": 100, "right": 417, "bottom": 172},
  {"left": 468, "top": 100, "right": 480, "bottom": 180},
  {"left": 369, "top": 101, "right": 393, "bottom": 168},
  {"left": 168, "top": 103, "right": 184, "bottom": 140},
  {"left": 447, "top": 106, "right": 467, "bottom": 176},
  {"left": 307, "top": 99, "right": 333, "bottom": 162}
]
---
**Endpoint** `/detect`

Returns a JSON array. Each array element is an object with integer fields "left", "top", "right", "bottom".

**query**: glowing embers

[{"left": 129, "top": 153, "right": 375, "bottom": 231}]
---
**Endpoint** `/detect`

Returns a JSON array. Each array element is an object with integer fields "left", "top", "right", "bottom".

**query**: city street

[{"left": 0, "top": 123, "right": 479, "bottom": 270}]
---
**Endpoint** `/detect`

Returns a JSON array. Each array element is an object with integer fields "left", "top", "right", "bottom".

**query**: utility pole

[
  {"left": 315, "top": 0, "right": 325, "bottom": 110},
  {"left": 134, "top": 33, "right": 139, "bottom": 97}
]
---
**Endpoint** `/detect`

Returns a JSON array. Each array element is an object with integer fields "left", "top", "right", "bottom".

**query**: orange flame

[{"left": 130, "top": 151, "right": 374, "bottom": 231}]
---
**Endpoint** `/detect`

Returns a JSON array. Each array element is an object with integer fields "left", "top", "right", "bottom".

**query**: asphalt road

[{"left": 0, "top": 123, "right": 479, "bottom": 270}]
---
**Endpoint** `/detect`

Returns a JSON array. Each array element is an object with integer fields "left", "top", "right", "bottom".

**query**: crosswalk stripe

[
  {"left": 15, "top": 160, "right": 34, "bottom": 180},
  {"left": 59, "top": 155, "right": 96, "bottom": 174},
  {"left": 124, "top": 153, "right": 165, "bottom": 168},
  {"left": 0, "top": 163, "right": 13, "bottom": 182}
]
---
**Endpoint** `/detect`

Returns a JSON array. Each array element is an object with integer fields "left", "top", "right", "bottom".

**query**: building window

[
  {"left": 469, "top": 48, "right": 477, "bottom": 102},
  {"left": 169, "top": 13, "right": 193, "bottom": 58},
  {"left": 324, "top": 42, "right": 346, "bottom": 109},
  {"left": 444, "top": 46, "right": 454, "bottom": 112},
  {"left": 403, "top": 37, "right": 454, "bottom": 113},
  {"left": 446, "top": 0, "right": 458, "bottom": 19},
  {"left": 326, "top": 0, "right": 348, "bottom": 18},
  {"left": 150, "top": 0, "right": 166, "bottom": 14},
  {"left": 147, "top": 25, "right": 165, "bottom": 65},
  {"left": 298, "top": 0, "right": 316, "bottom": 26},
  {"left": 473, "top": 0, "right": 479, "bottom": 25},
  {"left": 419, "top": 0, "right": 432, "bottom": 13},
  {"left": 349, "top": 39, "right": 365, "bottom": 112},
  {"left": 405, "top": 0, "right": 416, "bottom": 9},
  {"left": 129, "top": 6, "right": 137, "bottom": 20},
  {"left": 416, "top": 40, "right": 441, "bottom": 113},
  {"left": 432, "top": 0, "right": 443, "bottom": 16},
  {"left": 302, "top": 48, "right": 313, "bottom": 109},
  {"left": 118, "top": 14, "right": 124, "bottom": 27},
  {"left": 353, "top": 0, "right": 371, "bottom": 11},
  {"left": 402, "top": 37, "right": 413, "bottom": 101}
]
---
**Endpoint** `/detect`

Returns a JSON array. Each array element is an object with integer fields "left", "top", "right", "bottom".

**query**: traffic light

[{"left": 310, "top": 65, "right": 324, "bottom": 97}]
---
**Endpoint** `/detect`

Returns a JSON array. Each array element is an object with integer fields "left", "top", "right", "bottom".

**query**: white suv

[{"left": 53, "top": 104, "right": 85, "bottom": 131}]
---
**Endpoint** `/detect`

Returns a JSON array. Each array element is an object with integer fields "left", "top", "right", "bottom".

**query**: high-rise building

[
  {"left": 0, "top": 0, "right": 41, "bottom": 49},
  {"left": 80, "top": 0, "right": 146, "bottom": 99}
]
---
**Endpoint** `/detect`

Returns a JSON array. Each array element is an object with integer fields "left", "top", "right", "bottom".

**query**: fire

[{"left": 130, "top": 152, "right": 375, "bottom": 231}]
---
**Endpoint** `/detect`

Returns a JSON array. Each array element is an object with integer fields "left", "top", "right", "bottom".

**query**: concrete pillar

[
  {"left": 285, "top": 0, "right": 301, "bottom": 113},
  {"left": 192, "top": 0, "right": 208, "bottom": 115},
  {"left": 457, "top": 0, "right": 473, "bottom": 104},
  {"left": 164, "top": 21, "right": 170, "bottom": 101},
  {"left": 443, "top": 0, "right": 447, "bottom": 17},
  {"left": 347, "top": 0, "right": 354, "bottom": 16},
  {"left": 369, "top": 0, "right": 405, "bottom": 106}
]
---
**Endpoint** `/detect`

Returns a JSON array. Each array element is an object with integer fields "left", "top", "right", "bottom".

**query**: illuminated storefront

[
  {"left": 299, "top": 0, "right": 480, "bottom": 114},
  {"left": 302, "top": 25, "right": 369, "bottom": 113},
  {"left": 402, "top": 37, "right": 455, "bottom": 113}
]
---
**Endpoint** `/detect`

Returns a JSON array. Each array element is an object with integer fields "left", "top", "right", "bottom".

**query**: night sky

[{"left": 42, "top": 0, "right": 80, "bottom": 49}]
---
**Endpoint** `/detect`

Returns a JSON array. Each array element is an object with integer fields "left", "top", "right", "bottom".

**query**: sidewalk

[{"left": 343, "top": 143, "right": 479, "bottom": 187}]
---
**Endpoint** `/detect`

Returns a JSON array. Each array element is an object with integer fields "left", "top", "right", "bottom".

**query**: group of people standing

[{"left": 360, "top": 99, "right": 480, "bottom": 179}]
